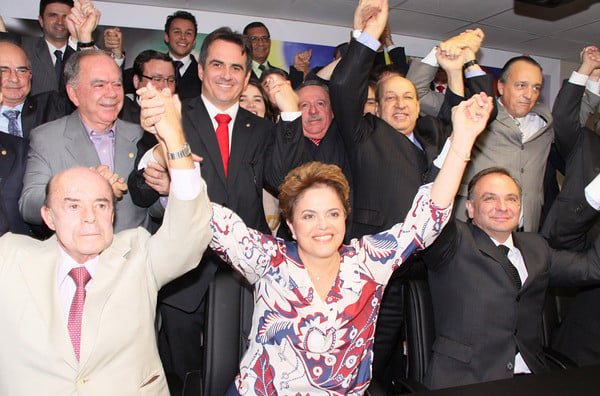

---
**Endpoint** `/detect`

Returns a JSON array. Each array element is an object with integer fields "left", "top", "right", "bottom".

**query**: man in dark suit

[
  {"left": 132, "top": 27, "right": 276, "bottom": 388},
  {"left": 0, "top": 41, "right": 71, "bottom": 140},
  {"left": 541, "top": 46, "right": 600, "bottom": 367},
  {"left": 164, "top": 10, "right": 201, "bottom": 100},
  {"left": 243, "top": 22, "right": 287, "bottom": 81},
  {"left": 0, "top": 85, "right": 30, "bottom": 236},
  {"left": 422, "top": 166, "right": 600, "bottom": 389}
]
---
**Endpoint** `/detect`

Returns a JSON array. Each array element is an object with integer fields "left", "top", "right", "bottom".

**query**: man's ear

[
  {"left": 41, "top": 206, "right": 56, "bottom": 231},
  {"left": 198, "top": 63, "right": 203, "bottom": 82},
  {"left": 497, "top": 80, "right": 505, "bottom": 97},
  {"left": 66, "top": 84, "right": 79, "bottom": 107},
  {"left": 133, "top": 75, "right": 140, "bottom": 90},
  {"left": 466, "top": 199, "right": 474, "bottom": 220}
]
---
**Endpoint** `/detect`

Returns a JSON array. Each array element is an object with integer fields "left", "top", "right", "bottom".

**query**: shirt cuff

[
  {"left": 586, "top": 79, "right": 600, "bottom": 97},
  {"left": 137, "top": 147, "right": 156, "bottom": 170},
  {"left": 585, "top": 173, "right": 600, "bottom": 211},
  {"left": 465, "top": 69, "right": 486, "bottom": 78},
  {"left": 280, "top": 111, "right": 302, "bottom": 121},
  {"left": 68, "top": 37, "right": 78, "bottom": 51},
  {"left": 433, "top": 138, "right": 451, "bottom": 168},
  {"left": 421, "top": 48, "right": 438, "bottom": 67},
  {"left": 170, "top": 162, "right": 204, "bottom": 201},
  {"left": 356, "top": 31, "right": 381, "bottom": 52},
  {"left": 569, "top": 71, "right": 588, "bottom": 86}
]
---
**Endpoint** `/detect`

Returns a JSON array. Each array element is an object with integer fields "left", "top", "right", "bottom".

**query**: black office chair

[{"left": 395, "top": 279, "right": 576, "bottom": 394}]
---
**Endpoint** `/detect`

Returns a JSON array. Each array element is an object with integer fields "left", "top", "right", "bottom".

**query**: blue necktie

[{"left": 3, "top": 110, "right": 22, "bottom": 137}]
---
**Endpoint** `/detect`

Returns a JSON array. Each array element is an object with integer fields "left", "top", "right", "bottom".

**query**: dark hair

[
  {"left": 467, "top": 167, "right": 522, "bottom": 201},
  {"left": 164, "top": 10, "right": 198, "bottom": 35},
  {"left": 243, "top": 78, "right": 277, "bottom": 122},
  {"left": 63, "top": 48, "right": 109, "bottom": 87},
  {"left": 133, "top": 49, "right": 174, "bottom": 78},
  {"left": 374, "top": 75, "right": 418, "bottom": 105},
  {"left": 279, "top": 162, "right": 350, "bottom": 221},
  {"left": 199, "top": 27, "right": 252, "bottom": 73},
  {"left": 296, "top": 79, "right": 329, "bottom": 94},
  {"left": 371, "top": 63, "right": 404, "bottom": 83},
  {"left": 243, "top": 21, "right": 269, "bottom": 37},
  {"left": 259, "top": 67, "right": 289, "bottom": 82},
  {"left": 39, "top": 0, "right": 74, "bottom": 17},
  {"left": 500, "top": 56, "right": 543, "bottom": 84}
]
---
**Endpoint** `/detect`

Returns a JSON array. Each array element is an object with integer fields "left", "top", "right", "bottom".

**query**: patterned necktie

[
  {"left": 215, "top": 113, "right": 232, "bottom": 176},
  {"left": 68, "top": 267, "right": 91, "bottom": 361},
  {"left": 2, "top": 110, "right": 22, "bottom": 137},
  {"left": 258, "top": 63, "right": 267, "bottom": 78},
  {"left": 498, "top": 244, "right": 522, "bottom": 289},
  {"left": 54, "top": 49, "right": 63, "bottom": 83}
]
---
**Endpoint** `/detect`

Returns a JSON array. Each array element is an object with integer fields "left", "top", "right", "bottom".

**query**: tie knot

[
  {"left": 215, "top": 113, "right": 231, "bottom": 125},
  {"left": 3, "top": 109, "right": 20, "bottom": 120},
  {"left": 69, "top": 267, "right": 91, "bottom": 288},
  {"left": 498, "top": 244, "right": 510, "bottom": 256},
  {"left": 54, "top": 49, "right": 63, "bottom": 60},
  {"left": 258, "top": 63, "right": 267, "bottom": 71},
  {"left": 174, "top": 61, "right": 183, "bottom": 70}
]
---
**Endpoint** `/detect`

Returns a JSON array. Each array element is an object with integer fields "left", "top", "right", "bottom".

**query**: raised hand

[
  {"left": 451, "top": 92, "right": 493, "bottom": 148},
  {"left": 269, "top": 81, "right": 299, "bottom": 113},
  {"left": 103, "top": 27, "right": 123, "bottom": 59},
  {"left": 354, "top": 0, "right": 388, "bottom": 40},
  {"left": 439, "top": 28, "right": 484, "bottom": 58},
  {"left": 578, "top": 46, "right": 600, "bottom": 76},
  {"left": 294, "top": 49, "right": 312, "bottom": 77},
  {"left": 95, "top": 165, "right": 127, "bottom": 199},
  {"left": 68, "top": 0, "right": 101, "bottom": 43}
]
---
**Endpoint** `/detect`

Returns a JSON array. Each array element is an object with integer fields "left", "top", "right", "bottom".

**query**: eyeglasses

[
  {"left": 0, "top": 66, "right": 32, "bottom": 78},
  {"left": 248, "top": 36, "right": 271, "bottom": 43},
  {"left": 141, "top": 74, "right": 176, "bottom": 85}
]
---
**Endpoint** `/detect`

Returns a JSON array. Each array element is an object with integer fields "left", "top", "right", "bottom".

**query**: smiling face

[
  {"left": 298, "top": 85, "right": 333, "bottom": 140},
  {"left": 377, "top": 76, "right": 420, "bottom": 136},
  {"left": 66, "top": 54, "right": 124, "bottom": 131},
  {"left": 199, "top": 39, "right": 250, "bottom": 111},
  {"left": 164, "top": 17, "right": 197, "bottom": 59},
  {"left": 466, "top": 172, "right": 521, "bottom": 243},
  {"left": 498, "top": 60, "right": 543, "bottom": 118},
  {"left": 0, "top": 42, "right": 31, "bottom": 107},
  {"left": 239, "top": 83, "right": 266, "bottom": 117},
  {"left": 286, "top": 184, "right": 346, "bottom": 264},
  {"left": 41, "top": 167, "right": 115, "bottom": 264},
  {"left": 133, "top": 58, "right": 176, "bottom": 93},
  {"left": 246, "top": 26, "right": 271, "bottom": 64},
  {"left": 38, "top": 2, "right": 71, "bottom": 47}
]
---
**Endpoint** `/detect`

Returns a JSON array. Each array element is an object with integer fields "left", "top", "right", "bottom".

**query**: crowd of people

[{"left": 2, "top": 0, "right": 600, "bottom": 394}]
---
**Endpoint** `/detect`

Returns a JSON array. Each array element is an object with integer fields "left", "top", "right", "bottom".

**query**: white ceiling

[{"left": 100, "top": 0, "right": 600, "bottom": 62}]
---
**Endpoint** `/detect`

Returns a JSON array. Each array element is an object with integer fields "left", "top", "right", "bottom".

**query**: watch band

[
  {"left": 463, "top": 59, "right": 478, "bottom": 70},
  {"left": 77, "top": 40, "right": 95, "bottom": 49},
  {"left": 168, "top": 142, "right": 191, "bottom": 160}
]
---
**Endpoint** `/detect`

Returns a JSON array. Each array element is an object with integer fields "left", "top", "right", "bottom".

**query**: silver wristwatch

[{"left": 168, "top": 142, "right": 191, "bottom": 160}]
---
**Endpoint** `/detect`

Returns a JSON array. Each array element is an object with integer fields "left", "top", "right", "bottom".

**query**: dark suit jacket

[
  {"left": 155, "top": 98, "right": 274, "bottom": 312},
  {"left": 422, "top": 220, "right": 600, "bottom": 389},
  {"left": 119, "top": 96, "right": 141, "bottom": 125},
  {"left": 250, "top": 61, "right": 287, "bottom": 82},
  {"left": 0, "top": 133, "right": 29, "bottom": 235},
  {"left": 176, "top": 55, "right": 202, "bottom": 100},
  {"left": 20, "top": 91, "right": 73, "bottom": 140},
  {"left": 21, "top": 36, "right": 75, "bottom": 96},
  {"left": 541, "top": 80, "right": 600, "bottom": 366},
  {"left": 329, "top": 38, "right": 451, "bottom": 238}
]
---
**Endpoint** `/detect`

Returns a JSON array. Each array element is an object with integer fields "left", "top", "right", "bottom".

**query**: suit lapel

[
  {"left": 513, "top": 234, "right": 541, "bottom": 289},
  {"left": 186, "top": 99, "right": 227, "bottom": 185},
  {"left": 470, "top": 224, "right": 521, "bottom": 290},
  {"left": 228, "top": 109, "right": 254, "bottom": 187},
  {"left": 35, "top": 38, "right": 57, "bottom": 86},
  {"left": 21, "top": 96, "right": 37, "bottom": 140},
  {"left": 18, "top": 237, "right": 78, "bottom": 370},
  {"left": 64, "top": 111, "right": 101, "bottom": 166},
  {"left": 79, "top": 238, "right": 130, "bottom": 368},
  {"left": 113, "top": 119, "right": 140, "bottom": 178}
]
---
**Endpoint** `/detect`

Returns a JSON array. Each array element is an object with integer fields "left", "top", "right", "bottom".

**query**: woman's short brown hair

[{"left": 279, "top": 161, "right": 350, "bottom": 221}]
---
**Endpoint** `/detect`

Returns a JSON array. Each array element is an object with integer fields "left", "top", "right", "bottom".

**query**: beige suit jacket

[{"left": 0, "top": 187, "right": 211, "bottom": 395}]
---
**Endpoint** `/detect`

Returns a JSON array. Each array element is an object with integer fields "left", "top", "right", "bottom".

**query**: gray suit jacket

[
  {"left": 1, "top": 186, "right": 211, "bottom": 395},
  {"left": 21, "top": 36, "right": 75, "bottom": 96},
  {"left": 19, "top": 111, "right": 145, "bottom": 232}
]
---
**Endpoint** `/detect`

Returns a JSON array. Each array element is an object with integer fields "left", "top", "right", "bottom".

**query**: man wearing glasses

[
  {"left": 243, "top": 22, "right": 287, "bottom": 80},
  {"left": 0, "top": 41, "right": 71, "bottom": 141}
]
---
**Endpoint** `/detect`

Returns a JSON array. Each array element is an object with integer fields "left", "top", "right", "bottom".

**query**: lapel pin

[
  {"left": 1, "top": 149, "right": 6, "bottom": 156},
  {"left": 246, "top": 123, "right": 251, "bottom": 128},
  {"left": 129, "top": 152, "right": 134, "bottom": 159}
]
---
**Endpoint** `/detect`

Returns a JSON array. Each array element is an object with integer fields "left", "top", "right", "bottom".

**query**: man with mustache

[{"left": 19, "top": 49, "right": 147, "bottom": 233}]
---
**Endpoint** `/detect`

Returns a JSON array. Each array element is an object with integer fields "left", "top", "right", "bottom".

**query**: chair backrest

[
  {"left": 202, "top": 266, "right": 254, "bottom": 396},
  {"left": 402, "top": 279, "right": 436, "bottom": 383}
]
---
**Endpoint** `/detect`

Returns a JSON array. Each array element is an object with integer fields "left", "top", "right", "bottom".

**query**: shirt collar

[
  {"left": 1, "top": 103, "right": 25, "bottom": 113},
  {"left": 57, "top": 244, "right": 99, "bottom": 289},
  {"left": 491, "top": 233, "right": 515, "bottom": 250},
  {"left": 201, "top": 94, "right": 239, "bottom": 122},
  {"left": 45, "top": 39, "right": 67, "bottom": 56}
]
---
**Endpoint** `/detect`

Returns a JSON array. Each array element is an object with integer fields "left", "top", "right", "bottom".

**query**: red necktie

[
  {"left": 68, "top": 267, "right": 91, "bottom": 361},
  {"left": 215, "top": 113, "right": 232, "bottom": 176},
  {"left": 436, "top": 85, "right": 445, "bottom": 93}
]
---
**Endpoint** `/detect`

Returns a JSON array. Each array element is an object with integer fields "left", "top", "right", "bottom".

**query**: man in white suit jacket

[{"left": 0, "top": 86, "right": 212, "bottom": 395}]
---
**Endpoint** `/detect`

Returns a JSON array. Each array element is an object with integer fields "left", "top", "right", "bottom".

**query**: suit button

[
  {"left": 507, "top": 362, "right": 514, "bottom": 371},
  {"left": 76, "top": 378, "right": 87, "bottom": 386}
]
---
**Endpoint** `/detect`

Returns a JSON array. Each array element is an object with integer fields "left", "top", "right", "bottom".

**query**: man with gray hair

[{"left": 20, "top": 49, "right": 148, "bottom": 233}]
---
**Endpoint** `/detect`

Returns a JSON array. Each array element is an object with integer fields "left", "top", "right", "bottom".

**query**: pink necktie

[
  {"left": 215, "top": 113, "right": 232, "bottom": 176},
  {"left": 68, "top": 267, "right": 91, "bottom": 361}
]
